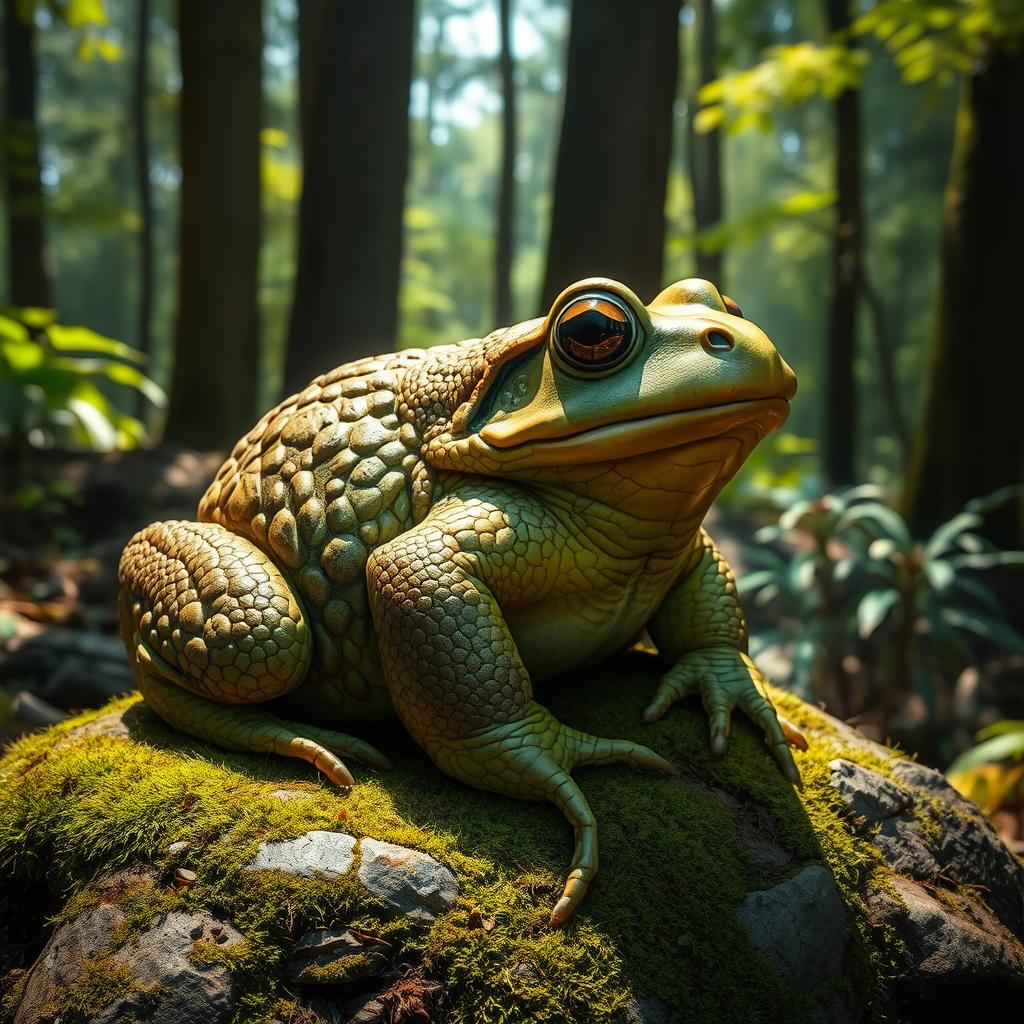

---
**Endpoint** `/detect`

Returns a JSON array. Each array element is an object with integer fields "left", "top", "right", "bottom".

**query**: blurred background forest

[{"left": 0, "top": 0, "right": 1022, "bottom": 846}]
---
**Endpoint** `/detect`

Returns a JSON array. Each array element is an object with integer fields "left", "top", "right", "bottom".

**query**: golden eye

[
  {"left": 553, "top": 295, "right": 636, "bottom": 370},
  {"left": 723, "top": 295, "right": 744, "bottom": 318}
]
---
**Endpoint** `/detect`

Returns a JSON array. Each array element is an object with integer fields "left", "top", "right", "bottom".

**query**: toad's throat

[{"left": 480, "top": 397, "right": 790, "bottom": 467}]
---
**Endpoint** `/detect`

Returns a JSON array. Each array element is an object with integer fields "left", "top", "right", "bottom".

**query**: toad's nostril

[{"left": 701, "top": 327, "right": 734, "bottom": 353}]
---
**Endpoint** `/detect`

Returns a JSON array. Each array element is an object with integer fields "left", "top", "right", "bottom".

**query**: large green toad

[{"left": 118, "top": 277, "right": 806, "bottom": 923}]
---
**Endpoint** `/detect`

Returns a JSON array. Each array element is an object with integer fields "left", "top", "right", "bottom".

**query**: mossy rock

[{"left": 2, "top": 652, "right": 1023, "bottom": 1024}]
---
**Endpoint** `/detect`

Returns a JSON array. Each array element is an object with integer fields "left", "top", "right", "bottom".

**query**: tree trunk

[
  {"left": 541, "top": 0, "right": 681, "bottom": 310},
  {"left": 822, "top": 0, "right": 863, "bottom": 487},
  {"left": 2, "top": 0, "right": 51, "bottom": 308},
  {"left": 283, "top": 0, "right": 415, "bottom": 396},
  {"left": 494, "top": 0, "right": 516, "bottom": 326},
  {"left": 687, "top": 0, "right": 723, "bottom": 289},
  {"left": 133, "top": 0, "right": 154, "bottom": 413},
  {"left": 164, "top": 0, "right": 262, "bottom": 451},
  {"left": 902, "top": 45, "right": 1024, "bottom": 545}
]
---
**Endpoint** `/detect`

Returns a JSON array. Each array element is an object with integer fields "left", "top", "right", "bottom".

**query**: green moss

[
  {"left": 0, "top": 653, "right": 911, "bottom": 1024},
  {"left": 44, "top": 955, "right": 141, "bottom": 1017}
]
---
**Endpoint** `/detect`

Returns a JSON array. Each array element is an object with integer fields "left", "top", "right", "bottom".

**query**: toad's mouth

[{"left": 480, "top": 397, "right": 791, "bottom": 467}]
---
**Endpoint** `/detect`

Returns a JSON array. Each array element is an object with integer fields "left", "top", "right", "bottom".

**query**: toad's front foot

[
  {"left": 427, "top": 701, "right": 673, "bottom": 926},
  {"left": 643, "top": 648, "right": 807, "bottom": 786}
]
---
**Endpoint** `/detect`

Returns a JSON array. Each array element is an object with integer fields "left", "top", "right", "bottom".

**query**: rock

[
  {"left": 268, "top": 788, "right": 307, "bottom": 801},
  {"left": 829, "top": 756, "right": 1024, "bottom": 939},
  {"left": 736, "top": 865, "right": 850, "bottom": 991},
  {"left": 829, "top": 758, "right": 913, "bottom": 823},
  {"left": 173, "top": 867, "right": 197, "bottom": 885},
  {"left": 891, "top": 758, "right": 1024, "bottom": 936},
  {"left": 869, "top": 876, "right": 1024, "bottom": 1018},
  {"left": 246, "top": 830, "right": 357, "bottom": 878},
  {"left": 6, "top": 672, "right": 1024, "bottom": 1024},
  {"left": 624, "top": 995, "right": 673, "bottom": 1024},
  {"left": 14, "top": 889, "right": 243, "bottom": 1024},
  {"left": 285, "top": 927, "right": 391, "bottom": 985},
  {"left": 357, "top": 837, "right": 459, "bottom": 923}
]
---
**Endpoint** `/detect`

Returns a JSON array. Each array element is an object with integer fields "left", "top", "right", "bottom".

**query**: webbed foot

[{"left": 431, "top": 701, "right": 673, "bottom": 926}]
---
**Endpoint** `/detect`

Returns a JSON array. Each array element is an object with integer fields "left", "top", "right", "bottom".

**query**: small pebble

[
  {"left": 168, "top": 841, "right": 189, "bottom": 854},
  {"left": 174, "top": 868, "right": 198, "bottom": 885}
]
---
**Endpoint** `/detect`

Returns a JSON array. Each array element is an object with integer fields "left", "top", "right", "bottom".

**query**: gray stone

[
  {"left": 869, "top": 877, "right": 1024, "bottom": 1014},
  {"left": 736, "top": 865, "right": 850, "bottom": 991},
  {"left": 871, "top": 816, "right": 940, "bottom": 880},
  {"left": 286, "top": 927, "right": 391, "bottom": 985},
  {"left": 357, "top": 837, "right": 459, "bottom": 923},
  {"left": 892, "top": 759, "right": 1024, "bottom": 937},
  {"left": 14, "top": 897, "right": 243, "bottom": 1024},
  {"left": 246, "top": 830, "right": 357, "bottom": 878},
  {"left": 828, "top": 758, "right": 913, "bottom": 824},
  {"left": 829, "top": 756, "right": 1024, "bottom": 941},
  {"left": 624, "top": 995, "right": 673, "bottom": 1024}
]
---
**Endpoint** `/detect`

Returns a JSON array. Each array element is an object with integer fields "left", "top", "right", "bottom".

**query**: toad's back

[{"left": 195, "top": 349, "right": 435, "bottom": 720}]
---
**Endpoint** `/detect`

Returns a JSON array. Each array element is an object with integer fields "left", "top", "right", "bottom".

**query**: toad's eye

[
  {"left": 722, "top": 295, "right": 744, "bottom": 318},
  {"left": 553, "top": 294, "right": 636, "bottom": 371}
]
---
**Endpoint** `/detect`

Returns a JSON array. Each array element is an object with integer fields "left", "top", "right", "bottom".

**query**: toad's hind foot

[
  {"left": 430, "top": 701, "right": 673, "bottom": 926},
  {"left": 132, "top": 667, "right": 390, "bottom": 788}
]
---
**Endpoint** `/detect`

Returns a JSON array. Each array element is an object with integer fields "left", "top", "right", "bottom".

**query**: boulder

[
  {"left": 1, "top": 655, "right": 1022, "bottom": 1024},
  {"left": 12, "top": 871, "right": 244, "bottom": 1024}
]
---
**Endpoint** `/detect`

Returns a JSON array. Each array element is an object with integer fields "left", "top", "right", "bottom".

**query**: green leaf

[
  {"left": 977, "top": 720, "right": 1024, "bottom": 740},
  {"left": 857, "top": 589, "right": 899, "bottom": 638},
  {"left": 835, "top": 502, "right": 913, "bottom": 545},
  {"left": 949, "top": 552, "right": 1024, "bottom": 570},
  {"left": 47, "top": 323, "right": 147, "bottom": 364},
  {"left": 925, "top": 512, "right": 984, "bottom": 558},
  {"left": 947, "top": 729, "right": 1024, "bottom": 774},
  {"left": 949, "top": 573, "right": 1003, "bottom": 615},
  {"left": 941, "top": 608, "right": 1024, "bottom": 655},
  {"left": 923, "top": 559, "right": 955, "bottom": 592},
  {"left": 66, "top": 395, "right": 118, "bottom": 450}
]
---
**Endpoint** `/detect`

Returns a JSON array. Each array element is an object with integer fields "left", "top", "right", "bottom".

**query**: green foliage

[
  {"left": 854, "top": 0, "right": 1024, "bottom": 83},
  {"left": 947, "top": 721, "right": 1024, "bottom": 816},
  {"left": 696, "top": 43, "right": 868, "bottom": 134},
  {"left": 678, "top": 190, "right": 835, "bottom": 255},
  {"left": 740, "top": 487, "right": 1024, "bottom": 725},
  {"left": 0, "top": 307, "right": 164, "bottom": 451}
]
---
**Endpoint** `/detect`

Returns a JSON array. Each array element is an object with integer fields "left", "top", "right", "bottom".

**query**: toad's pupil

[{"left": 557, "top": 303, "right": 631, "bottom": 365}]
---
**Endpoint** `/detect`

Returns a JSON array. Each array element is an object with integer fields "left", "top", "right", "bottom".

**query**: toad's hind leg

[
  {"left": 118, "top": 521, "right": 389, "bottom": 786},
  {"left": 368, "top": 527, "right": 673, "bottom": 925}
]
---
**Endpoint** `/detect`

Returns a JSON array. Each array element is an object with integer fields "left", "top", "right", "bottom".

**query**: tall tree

[
  {"left": 903, "top": 44, "right": 1024, "bottom": 543},
  {"left": 133, "top": 0, "right": 154, "bottom": 405},
  {"left": 164, "top": 0, "right": 262, "bottom": 450},
  {"left": 687, "top": 0, "right": 724, "bottom": 288},
  {"left": 2, "top": 0, "right": 51, "bottom": 308},
  {"left": 541, "top": 0, "right": 681, "bottom": 308},
  {"left": 283, "top": 0, "right": 415, "bottom": 395},
  {"left": 494, "top": 0, "right": 516, "bottom": 326},
  {"left": 822, "top": 0, "right": 863, "bottom": 486}
]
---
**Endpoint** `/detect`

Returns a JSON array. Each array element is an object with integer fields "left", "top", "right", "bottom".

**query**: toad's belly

[{"left": 507, "top": 579, "right": 662, "bottom": 684}]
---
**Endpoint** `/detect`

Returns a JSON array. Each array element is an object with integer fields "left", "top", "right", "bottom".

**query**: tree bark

[
  {"left": 541, "top": 0, "right": 681, "bottom": 310},
  {"left": 2, "top": 0, "right": 51, "bottom": 308},
  {"left": 283, "top": 0, "right": 415, "bottom": 396},
  {"left": 902, "top": 45, "right": 1024, "bottom": 544},
  {"left": 494, "top": 0, "right": 516, "bottom": 326},
  {"left": 133, "top": 0, "right": 154, "bottom": 411},
  {"left": 822, "top": 0, "right": 863, "bottom": 487},
  {"left": 164, "top": 0, "right": 262, "bottom": 450},
  {"left": 688, "top": 0, "right": 723, "bottom": 288}
]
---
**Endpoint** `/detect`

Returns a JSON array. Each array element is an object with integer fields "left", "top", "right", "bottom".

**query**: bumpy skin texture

[{"left": 118, "top": 276, "right": 806, "bottom": 924}]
